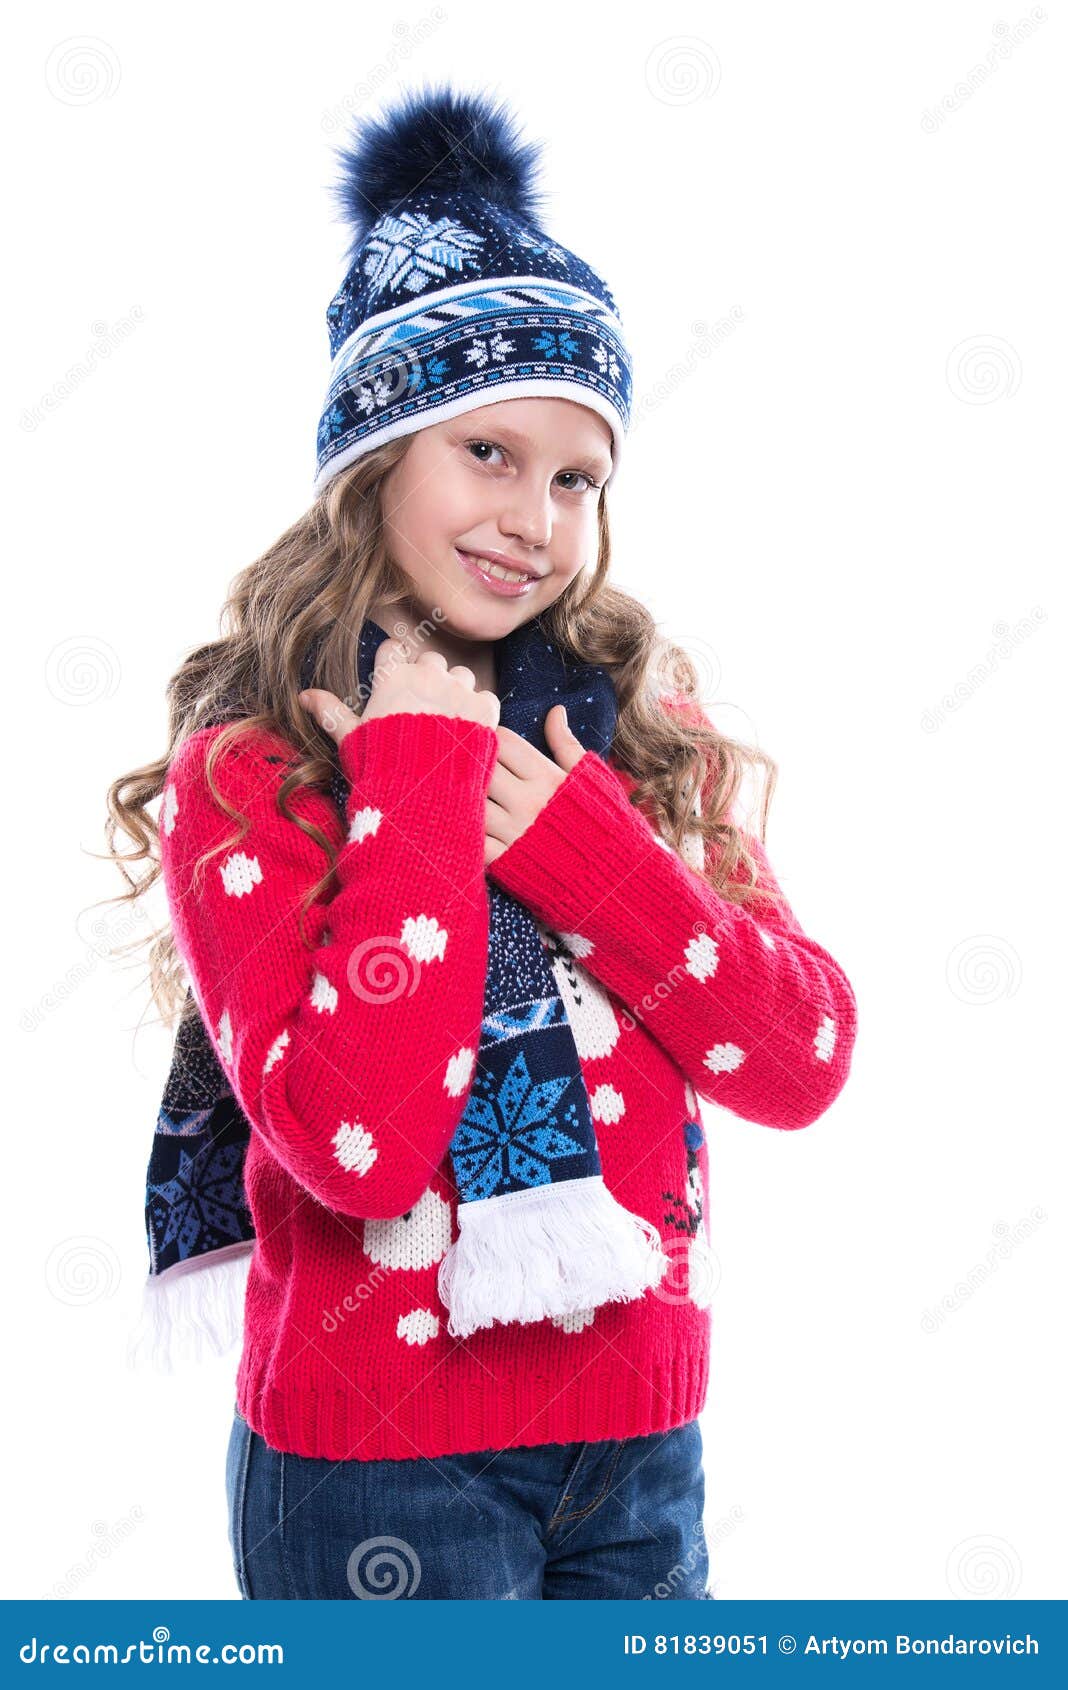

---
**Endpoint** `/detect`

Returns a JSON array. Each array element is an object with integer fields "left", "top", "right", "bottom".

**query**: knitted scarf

[{"left": 128, "top": 613, "right": 668, "bottom": 1370}]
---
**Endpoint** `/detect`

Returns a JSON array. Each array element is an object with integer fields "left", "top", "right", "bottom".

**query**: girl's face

[{"left": 378, "top": 396, "right": 613, "bottom": 642}]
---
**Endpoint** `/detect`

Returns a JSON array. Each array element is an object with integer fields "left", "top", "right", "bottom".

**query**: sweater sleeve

[
  {"left": 485, "top": 704, "right": 857, "bottom": 1131},
  {"left": 159, "top": 712, "right": 499, "bottom": 1218}
]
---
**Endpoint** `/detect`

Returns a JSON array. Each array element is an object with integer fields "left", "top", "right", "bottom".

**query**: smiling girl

[{"left": 109, "top": 83, "right": 857, "bottom": 1601}]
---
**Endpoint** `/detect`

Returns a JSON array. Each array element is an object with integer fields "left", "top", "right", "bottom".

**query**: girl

[{"left": 109, "top": 83, "right": 857, "bottom": 1600}]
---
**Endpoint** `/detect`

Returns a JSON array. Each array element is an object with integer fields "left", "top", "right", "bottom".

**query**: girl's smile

[{"left": 454, "top": 546, "right": 542, "bottom": 597}]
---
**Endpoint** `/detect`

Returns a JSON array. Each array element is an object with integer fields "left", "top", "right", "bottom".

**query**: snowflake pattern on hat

[{"left": 314, "top": 86, "right": 632, "bottom": 495}]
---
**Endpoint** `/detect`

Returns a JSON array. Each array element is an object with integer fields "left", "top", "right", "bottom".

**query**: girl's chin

[{"left": 444, "top": 580, "right": 550, "bottom": 630}]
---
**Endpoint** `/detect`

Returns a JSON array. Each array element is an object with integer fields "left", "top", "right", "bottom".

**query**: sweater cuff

[
  {"left": 487, "top": 748, "right": 662, "bottom": 929},
  {"left": 338, "top": 710, "right": 500, "bottom": 818}
]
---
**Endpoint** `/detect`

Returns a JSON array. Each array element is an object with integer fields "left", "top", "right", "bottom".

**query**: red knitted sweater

[{"left": 159, "top": 702, "right": 856, "bottom": 1461}]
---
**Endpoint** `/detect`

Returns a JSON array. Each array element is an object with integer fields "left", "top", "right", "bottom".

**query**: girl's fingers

[
  {"left": 494, "top": 723, "right": 550, "bottom": 776},
  {"left": 373, "top": 635, "right": 419, "bottom": 676},
  {"left": 297, "top": 687, "right": 360, "bottom": 747},
  {"left": 484, "top": 794, "right": 517, "bottom": 847},
  {"left": 486, "top": 760, "right": 526, "bottom": 808}
]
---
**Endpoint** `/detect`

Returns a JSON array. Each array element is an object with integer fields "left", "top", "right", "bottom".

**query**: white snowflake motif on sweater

[
  {"left": 704, "top": 1043, "right": 746, "bottom": 1076},
  {"left": 160, "top": 783, "right": 179, "bottom": 837},
  {"left": 348, "top": 806, "right": 383, "bottom": 844},
  {"left": 400, "top": 914, "right": 448, "bottom": 964},
  {"left": 589, "top": 1083, "right": 625, "bottom": 1126},
  {"left": 684, "top": 931, "right": 719, "bottom": 983},
  {"left": 363, "top": 1187, "right": 453, "bottom": 1273},
  {"left": 216, "top": 1009, "right": 234, "bottom": 1067},
  {"left": 396, "top": 1308, "right": 440, "bottom": 1347},
  {"left": 551, "top": 1307, "right": 596, "bottom": 1334},
  {"left": 310, "top": 971, "right": 338, "bottom": 1015},
  {"left": 444, "top": 1046, "right": 476, "bottom": 1097},
  {"left": 333, "top": 1119, "right": 378, "bottom": 1178},
  {"left": 263, "top": 1029, "right": 289, "bottom": 1074},
  {"left": 814, "top": 1015, "right": 837, "bottom": 1062},
  {"left": 220, "top": 851, "right": 263, "bottom": 899}
]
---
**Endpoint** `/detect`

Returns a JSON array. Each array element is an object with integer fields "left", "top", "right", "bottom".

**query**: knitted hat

[{"left": 313, "top": 83, "right": 632, "bottom": 498}]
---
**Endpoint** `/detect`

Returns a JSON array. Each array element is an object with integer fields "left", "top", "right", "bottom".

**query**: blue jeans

[{"left": 226, "top": 1406, "right": 714, "bottom": 1600}]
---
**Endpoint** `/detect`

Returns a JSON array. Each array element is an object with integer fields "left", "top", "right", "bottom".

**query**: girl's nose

[{"left": 496, "top": 483, "right": 552, "bottom": 551}]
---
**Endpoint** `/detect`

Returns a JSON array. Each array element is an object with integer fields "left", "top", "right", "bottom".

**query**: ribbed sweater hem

[{"left": 237, "top": 1339, "right": 710, "bottom": 1463}]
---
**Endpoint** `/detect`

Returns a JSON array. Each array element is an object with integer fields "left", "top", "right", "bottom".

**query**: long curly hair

[{"left": 100, "top": 436, "right": 781, "bottom": 1034}]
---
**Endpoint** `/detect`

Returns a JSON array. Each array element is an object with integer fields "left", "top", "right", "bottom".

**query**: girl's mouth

[{"left": 455, "top": 548, "right": 539, "bottom": 597}]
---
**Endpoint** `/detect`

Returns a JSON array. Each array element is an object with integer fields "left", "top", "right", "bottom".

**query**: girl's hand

[
  {"left": 484, "top": 704, "right": 588, "bottom": 867},
  {"left": 299, "top": 636, "right": 501, "bottom": 752}
]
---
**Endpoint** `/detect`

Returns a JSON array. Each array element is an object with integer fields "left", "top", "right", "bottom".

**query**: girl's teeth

[{"left": 459, "top": 549, "right": 534, "bottom": 585}]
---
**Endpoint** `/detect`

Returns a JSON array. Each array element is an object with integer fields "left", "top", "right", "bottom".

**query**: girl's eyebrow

[{"left": 464, "top": 421, "right": 612, "bottom": 477}]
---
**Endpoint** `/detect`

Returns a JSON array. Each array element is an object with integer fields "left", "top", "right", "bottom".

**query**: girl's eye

[
  {"left": 466, "top": 440, "right": 506, "bottom": 467},
  {"left": 466, "top": 441, "right": 599, "bottom": 492}
]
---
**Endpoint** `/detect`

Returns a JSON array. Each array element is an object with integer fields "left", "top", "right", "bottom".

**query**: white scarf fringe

[
  {"left": 437, "top": 1174, "right": 669, "bottom": 1338},
  {"left": 126, "top": 1241, "right": 253, "bottom": 1372}
]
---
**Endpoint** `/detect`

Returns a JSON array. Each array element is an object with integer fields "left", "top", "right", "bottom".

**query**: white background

[{"left": 5, "top": 1, "right": 1064, "bottom": 1601}]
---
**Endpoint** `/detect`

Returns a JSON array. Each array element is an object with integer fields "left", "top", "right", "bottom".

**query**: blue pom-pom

[{"left": 328, "top": 81, "right": 548, "bottom": 259}]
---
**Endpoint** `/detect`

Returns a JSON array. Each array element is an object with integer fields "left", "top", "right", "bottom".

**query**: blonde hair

[{"left": 100, "top": 436, "right": 781, "bottom": 1031}]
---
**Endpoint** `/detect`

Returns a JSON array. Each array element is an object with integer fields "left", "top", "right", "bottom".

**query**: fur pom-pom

[{"left": 329, "top": 81, "right": 548, "bottom": 257}]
